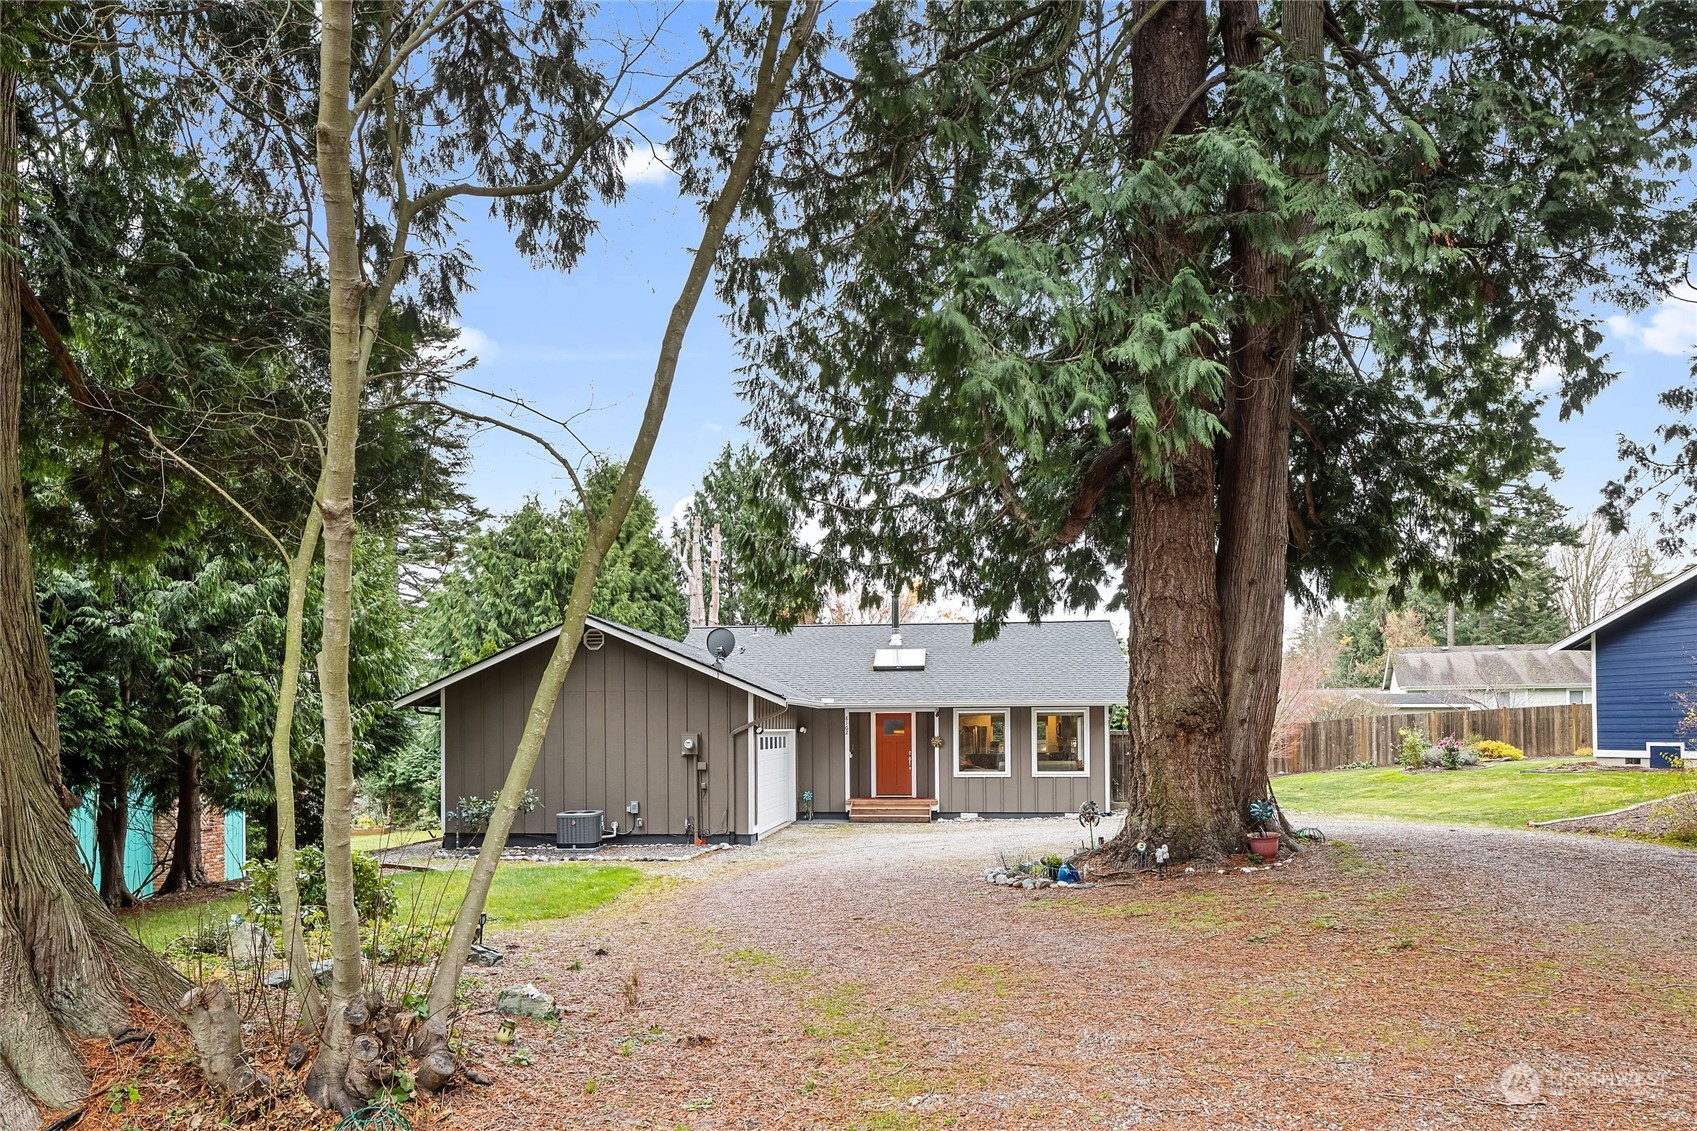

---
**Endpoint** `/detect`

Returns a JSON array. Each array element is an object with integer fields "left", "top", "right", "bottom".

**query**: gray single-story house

[
  {"left": 1552, "top": 564, "right": 1697, "bottom": 768},
  {"left": 396, "top": 616, "right": 1128, "bottom": 843}
]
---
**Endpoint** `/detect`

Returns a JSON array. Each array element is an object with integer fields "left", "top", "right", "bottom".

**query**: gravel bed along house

[{"left": 433, "top": 815, "right": 1697, "bottom": 1131}]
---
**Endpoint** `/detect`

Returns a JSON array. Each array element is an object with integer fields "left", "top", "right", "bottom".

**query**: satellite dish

[{"left": 706, "top": 626, "right": 737, "bottom": 664}]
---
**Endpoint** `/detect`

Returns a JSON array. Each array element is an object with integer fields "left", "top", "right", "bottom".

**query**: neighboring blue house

[
  {"left": 1552, "top": 565, "right": 1697, "bottom": 768},
  {"left": 69, "top": 794, "right": 247, "bottom": 897}
]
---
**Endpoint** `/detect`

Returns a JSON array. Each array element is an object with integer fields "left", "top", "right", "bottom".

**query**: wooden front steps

[{"left": 847, "top": 797, "right": 937, "bottom": 823}]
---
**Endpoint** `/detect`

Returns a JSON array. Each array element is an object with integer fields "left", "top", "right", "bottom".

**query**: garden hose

[{"left": 334, "top": 1104, "right": 412, "bottom": 1131}]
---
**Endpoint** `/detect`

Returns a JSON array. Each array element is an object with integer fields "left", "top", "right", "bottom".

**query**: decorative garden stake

[
  {"left": 801, "top": 789, "right": 814, "bottom": 820},
  {"left": 1078, "top": 800, "right": 1101, "bottom": 853}
]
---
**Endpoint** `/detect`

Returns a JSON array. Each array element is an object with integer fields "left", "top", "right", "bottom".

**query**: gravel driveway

[{"left": 440, "top": 816, "right": 1697, "bottom": 1131}]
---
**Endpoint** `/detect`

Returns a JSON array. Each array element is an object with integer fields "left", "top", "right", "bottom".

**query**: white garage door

[{"left": 755, "top": 729, "right": 797, "bottom": 837}]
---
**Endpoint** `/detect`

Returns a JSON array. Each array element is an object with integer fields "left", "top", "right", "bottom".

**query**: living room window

[
  {"left": 955, "top": 710, "right": 1008, "bottom": 776},
  {"left": 1033, "top": 709, "right": 1087, "bottom": 775}
]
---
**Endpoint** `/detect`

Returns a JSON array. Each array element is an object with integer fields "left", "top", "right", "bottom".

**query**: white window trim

[
  {"left": 1031, "top": 707, "right": 1091, "bottom": 777},
  {"left": 953, "top": 708, "right": 1012, "bottom": 778}
]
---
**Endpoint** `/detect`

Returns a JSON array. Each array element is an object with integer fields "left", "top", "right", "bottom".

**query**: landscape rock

[
  {"left": 496, "top": 984, "right": 557, "bottom": 1020},
  {"left": 228, "top": 921, "right": 272, "bottom": 967},
  {"left": 468, "top": 943, "right": 505, "bottom": 967},
  {"left": 263, "top": 959, "right": 334, "bottom": 989}
]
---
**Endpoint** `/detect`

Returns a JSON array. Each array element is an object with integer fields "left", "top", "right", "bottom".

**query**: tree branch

[
  {"left": 19, "top": 278, "right": 100, "bottom": 411},
  {"left": 142, "top": 426, "right": 288, "bottom": 560},
  {"left": 1050, "top": 436, "right": 1137, "bottom": 547}
]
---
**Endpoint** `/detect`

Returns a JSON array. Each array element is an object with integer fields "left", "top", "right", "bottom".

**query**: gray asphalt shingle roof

[
  {"left": 1389, "top": 644, "right": 1591, "bottom": 691},
  {"left": 683, "top": 620, "right": 1128, "bottom": 707}
]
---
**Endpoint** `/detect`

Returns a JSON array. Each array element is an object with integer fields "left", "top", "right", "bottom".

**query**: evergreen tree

[
  {"left": 421, "top": 464, "right": 687, "bottom": 675},
  {"left": 676, "top": 443, "right": 813, "bottom": 624},
  {"left": 718, "top": 1, "right": 1697, "bottom": 860}
]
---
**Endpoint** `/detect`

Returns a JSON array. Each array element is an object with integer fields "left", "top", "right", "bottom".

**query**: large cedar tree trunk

[
  {"left": 1215, "top": 0, "right": 1325, "bottom": 826},
  {"left": 158, "top": 745, "right": 207, "bottom": 894},
  {"left": 1108, "top": 0, "right": 1246, "bottom": 863},
  {"left": 95, "top": 756, "right": 138, "bottom": 908},
  {"left": 0, "top": 64, "right": 192, "bottom": 1130}
]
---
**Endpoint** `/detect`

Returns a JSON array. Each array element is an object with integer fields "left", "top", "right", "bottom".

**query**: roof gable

[
  {"left": 394, "top": 615, "right": 790, "bottom": 708},
  {"left": 1551, "top": 563, "right": 1697, "bottom": 652}
]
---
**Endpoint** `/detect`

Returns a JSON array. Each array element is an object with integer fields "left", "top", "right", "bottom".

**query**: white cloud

[
  {"left": 619, "top": 139, "right": 674, "bottom": 186},
  {"left": 1497, "top": 339, "right": 1566, "bottom": 390},
  {"left": 665, "top": 493, "right": 694, "bottom": 531},
  {"left": 703, "top": 421, "right": 722, "bottom": 433},
  {"left": 1607, "top": 285, "right": 1697, "bottom": 356},
  {"left": 454, "top": 324, "right": 499, "bottom": 361}
]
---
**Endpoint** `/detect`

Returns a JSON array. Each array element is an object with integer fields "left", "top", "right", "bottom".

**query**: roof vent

[
  {"left": 873, "top": 647, "right": 926, "bottom": 670},
  {"left": 583, "top": 627, "right": 605, "bottom": 651}
]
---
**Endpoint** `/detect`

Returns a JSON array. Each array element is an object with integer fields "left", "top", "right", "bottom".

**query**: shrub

[
  {"left": 450, "top": 788, "right": 540, "bottom": 835},
  {"left": 1459, "top": 750, "right": 1481, "bottom": 766},
  {"left": 1471, "top": 740, "right": 1524, "bottom": 762},
  {"left": 247, "top": 845, "right": 397, "bottom": 929},
  {"left": 1573, "top": 746, "right": 1594, "bottom": 759},
  {"left": 1420, "top": 749, "right": 1443, "bottom": 769},
  {"left": 1436, "top": 733, "right": 1465, "bottom": 771},
  {"left": 1397, "top": 728, "right": 1426, "bottom": 770},
  {"left": 366, "top": 922, "right": 447, "bottom": 965}
]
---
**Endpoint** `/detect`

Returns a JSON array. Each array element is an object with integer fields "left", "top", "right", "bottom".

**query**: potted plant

[{"left": 1247, "top": 798, "right": 1280, "bottom": 863}]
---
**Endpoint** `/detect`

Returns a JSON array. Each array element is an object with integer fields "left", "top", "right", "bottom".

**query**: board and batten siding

[
  {"left": 936, "top": 705, "right": 1109, "bottom": 816},
  {"left": 442, "top": 633, "right": 778, "bottom": 839},
  {"left": 1594, "top": 582, "right": 1697, "bottom": 755}
]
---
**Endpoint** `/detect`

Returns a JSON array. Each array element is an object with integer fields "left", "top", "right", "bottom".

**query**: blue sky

[
  {"left": 444, "top": 156, "right": 750, "bottom": 531},
  {"left": 447, "top": 157, "right": 1697, "bottom": 543}
]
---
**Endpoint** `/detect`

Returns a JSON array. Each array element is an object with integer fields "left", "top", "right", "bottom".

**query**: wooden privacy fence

[{"left": 1275, "top": 704, "right": 1592, "bottom": 776}]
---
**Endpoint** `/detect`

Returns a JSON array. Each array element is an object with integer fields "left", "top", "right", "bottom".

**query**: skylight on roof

[{"left": 872, "top": 647, "right": 926, "bottom": 670}]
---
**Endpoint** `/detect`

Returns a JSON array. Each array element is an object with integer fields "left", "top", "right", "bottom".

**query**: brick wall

[{"left": 152, "top": 803, "right": 228, "bottom": 881}]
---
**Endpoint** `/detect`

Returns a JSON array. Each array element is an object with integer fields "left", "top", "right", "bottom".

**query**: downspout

[
  {"left": 931, "top": 708, "right": 940, "bottom": 810},
  {"left": 744, "top": 693, "right": 755, "bottom": 838}
]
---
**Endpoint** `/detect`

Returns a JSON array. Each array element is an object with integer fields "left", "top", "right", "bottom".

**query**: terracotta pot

[{"left": 1248, "top": 833, "right": 1280, "bottom": 863}]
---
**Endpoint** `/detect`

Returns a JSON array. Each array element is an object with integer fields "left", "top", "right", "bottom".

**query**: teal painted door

[{"left": 224, "top": 809, "right": 247, "bottom": 880}]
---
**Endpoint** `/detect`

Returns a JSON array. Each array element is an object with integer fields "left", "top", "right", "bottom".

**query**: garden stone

[
  {"left": 228, "top": 921, "right": 272, "bottom": 966},
  {"left": 497, "top": 984, "right": 557, "bottom": 1020},
  {"left": 1020, "top": 879, "right": 1035, "bottom": 890},
  {"left": 468, "top": 943, "right": 505, "bottom": 967},
  {"left": 263, "top": 958, "right": 334, "bottom": 989}
]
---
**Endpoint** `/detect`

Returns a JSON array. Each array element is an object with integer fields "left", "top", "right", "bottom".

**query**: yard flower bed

[{"left": 1274, "top": 758, "right": 1696, "bottom": 829}]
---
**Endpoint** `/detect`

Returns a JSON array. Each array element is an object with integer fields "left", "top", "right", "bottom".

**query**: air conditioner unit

[{"left": 555, "top": 810, "right": 603, "bottom": 849}]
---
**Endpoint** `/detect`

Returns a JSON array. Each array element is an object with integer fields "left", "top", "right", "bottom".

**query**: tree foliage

[
  {"left": 675, "top": 442, "right": 813, "bottom": 625},
  {"left": 421, "top": 463, "right": 687, "bottom": 675},
  {"left": 720, "top": 1, "right": 1697, "bottom": 624}
]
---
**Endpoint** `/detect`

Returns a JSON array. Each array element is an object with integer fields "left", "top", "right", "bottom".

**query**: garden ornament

[{"left": 1078, "top": 800, "right": 1101, "bottom": 851}]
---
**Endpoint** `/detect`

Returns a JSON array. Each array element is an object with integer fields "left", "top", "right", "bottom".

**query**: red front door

[{"left": 874, "top": 713, "right": 913, "bottom": 796}]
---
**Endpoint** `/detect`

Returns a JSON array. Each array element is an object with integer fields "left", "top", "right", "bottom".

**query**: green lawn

[
  {"left": 120, "top": 862, "right": 646, "bottom": 954},
  {"left": 351, "top": 827, "right": 441, "bottom": 852},
  {"left": 1275, "top": 759, "right": 1695, "bottom": 829}
]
